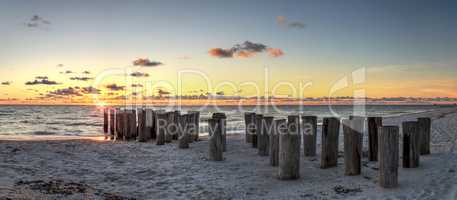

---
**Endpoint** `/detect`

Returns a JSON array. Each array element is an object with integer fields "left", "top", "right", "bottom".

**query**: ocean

[{"left": 0, "top": 105, "right": 441, "bottom": 136}]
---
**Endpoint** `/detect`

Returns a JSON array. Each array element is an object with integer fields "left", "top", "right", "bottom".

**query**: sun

[{"left": 96, "top": 101, "right": 107, "bottom": 108}]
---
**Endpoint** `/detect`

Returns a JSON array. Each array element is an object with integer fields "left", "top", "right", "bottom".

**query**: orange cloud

[
  {"left": 267, "top": 48, "right": 284, "bottom": 57},
  {"left": 237, "top": 50, "right": 257, "bottom": 58},
  {"left": 208, "top": 48, "right": 234, "bottom": 58}
]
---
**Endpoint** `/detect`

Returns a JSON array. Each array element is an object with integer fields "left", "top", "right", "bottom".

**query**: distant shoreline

[{"left": 0, "top": 102, "right": 456, "bottom": 106}]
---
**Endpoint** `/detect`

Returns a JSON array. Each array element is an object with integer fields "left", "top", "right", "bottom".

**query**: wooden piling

[
  {"left": 144, "top": 109, "right": 154, "bottom": 141},
  {"left": 151, "top": 110, "right": 158, "bottom": 139},
  {"left": 418, "top": 117, "right": 431, "bottom": 155},
  {"left": 171, "top": 111, "right": 181, "bottom": 140},
  {"left": 320, "top": 117, "right": 340, "bottom": 169},
  {"left": 122, "top": 111, "right": 128, "bottom": 141},
  {"left": 127, "top": 110, "right": 137, "bottom": 141},
  {"left": 270, "top": 119, "right": 286, "bottom": 166},
  {"left": 178, "top": 114, "right": 190, "bottom": 149},
  {"left": 208, "top": 118, "right": 224, "bottom": 161},
  {"left": 378, "top": 126, "right": 399, "bottom": 188},
  {"left": 188, "top": 111, "right": 200, "bottom": 141},
  {"left": 212, "top": 113, "right": 227, "bottom": 151},
  {"left": 137, "top": 109, "right": 148, "bottom": 142},
  {"left": 258, "top": 116, "right": 273, "bottom": 156},
  {"left": 115, "top": 110, "right": 123, "bottom": 140},
  {"left": 103, "top": 109, "right": 108, "bottom": 134},
  {"left": 244, "top": 112, "right": 256, "bottom": 143},
  {"left": 255, "top": 114, "right": 263, "bottom": 149},
  {"left": 109, "top": 109, "right": 115, "bottom": 139},
  {"left": 164, "top": 112, "right": 173, "bottom": 143},
  {"left": 302, "top": 116, "right": 317, "bottom": 157},
  {"left": 402, "top": 121, "right": 420, "bottom": 168},
  {"left": 278, "top": 115, "right": 301, "bottom": 180},
  {"left": 368, "top": 117, "right": 382, "bottom": 161},
  {"left": 343, "top": 118, "right": 363, "bottom": 176},
  {"left": 155, "top": 112, "right": 167, "bottom": 145}
]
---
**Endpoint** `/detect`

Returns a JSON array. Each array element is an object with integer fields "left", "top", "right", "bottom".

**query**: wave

[
  {"left": 65, "top": 122, "right": 102, "bottom": 127},
  {"left": 28, "top": 131, "right": 58, "bottom": 135}
]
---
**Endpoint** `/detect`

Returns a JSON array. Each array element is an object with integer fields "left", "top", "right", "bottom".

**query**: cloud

[
  {"left": 276, "top": 16, "right": 286, "bottom": 25},
  {"left": 82, "top": 71, "right": 91, "bottom": 74},
  {"left": 81, "top": 86, "right": 101, "bottom": 94},
  {"left": 267, "top": 48, "right": 285, "bottom": 57},
  {"left": 208, "top": 48, "right": 234, "bottom": 58},
  {"left": 130, "top": 72, "right": 150, "bottom": 77},
  {"left": 157, "top": 89, "right": 170, "bottom": 96},
  {"left": 60, "top": 70, "right": 73, "bottom": 74},
  {"left": 69, "top": 77, "right": 93, "bottom": 81},
  {"left": 276, "top": 16, "right": 306, "bottom": 30},
  {"left": 105, "top": 84, "right": 125, "bottom": 91},
  {"left": 133, "top": 58, "right": 163, "bottom": 67},
  {"left": 26, "top": 15, "right": 51, "bottom": 29},
  {"left": 209, "top": 41, "right": 284, "bottom": 58},
  {"left": 25, "top": 77, "right": 59, "bottom": 85},
  {"left": 237, "top": 41, "right": 267, "bottom": 52},
  {"left": 1, "top": 81, "right": 11, "bottom": 85},
  {"left": 288, "top": 22, "right": 305, "bottom": 29},
  {"left": 47, "top": 87, "right": 82, "bottom": 97}
]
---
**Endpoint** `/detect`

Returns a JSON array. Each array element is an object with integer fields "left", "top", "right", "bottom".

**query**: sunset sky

[{"left": 1, "top": 0, "right": 457, "bottom": 104}]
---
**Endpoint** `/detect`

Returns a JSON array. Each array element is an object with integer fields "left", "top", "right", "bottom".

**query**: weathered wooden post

[
  {"left": 178, "top": 114, "right": 190, "bottom": 149},
  {"left": 137, "top": 109, "right": 150, "bottom": 142},
  {"left": 155, "top": 112, "right": 167, "bottom": 145},
  {"left": 122, "top": 111, "right": 128, "bottom": 141},
  {"left": 417, "top": 117, "right": 431, "bottom": 155},
  {"left": 378, "top": 126, "right": 399, "bottom": 188},
  {"left": 208, "top": 118, "right": 224, "bottom": 161},
  {"left": 186, "top": 112, "right": 195, "bottom": 143},
  {"left": 143, "top": 109, "right": 153, "bottom": 141},
  {"left": 278, "top": 115, "right": 301, "bottom": 180},
  {"left": 188, "top": 111, "right": 200, "bottom": 141},
  {"left": 321, "top": 117, "right": 340, "bottom": 169},
  {"left": 103, "top": 109, "right": 108, "bottom": 134},
  {"left": 343, "top": 118, "right": 363, "bottom": 176},
  {"left": 244, "top": 112, "right": 256, "bottom": 143},
  {"left": 127, "top": 110, "right": 137, "bottom": 141},
  {"left": 270, "top": 119, "right": 286, "bottom": 166},
  {"left": 402, "top": 121, "right": 420, "bottom": 168},
  {"left": 368, "top": 117, "right": 382, "bottom": 161},
  {"left": 122, "top": 110, "right": 130, "bottom": 140},
  {"left": 164, "top": 112, "right": 173, "bottom": 143},
  {"left": 123, "top": 109, "right": 131, "bottom": 140},
  {"left": 171, "top": 111, "right": 180, "bottom": 140},
  {"left": 255, "top": 114, "right": 263, "bottom": 149},
  {"left": 112, "top": 110, "right": 122, "bottom": 140},
  {"left": 212, "top": 113, "right": 227, "bottom": 151},
  {"left": 151, "top": 110, "right": 158, "bottom": 139},
  {"left": 109, "top": 109, "right": 115, "bottom": 139},
  {"left": 302, "top": 116, "right": 317, "bottom": 157},
  {"left": 259, "top": 116, "right": 273, "bottom": 156}
]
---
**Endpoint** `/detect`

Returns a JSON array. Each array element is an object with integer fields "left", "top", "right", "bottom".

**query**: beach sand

[{"left": 1, "top": 108, "right": 457, "bottom": 199}]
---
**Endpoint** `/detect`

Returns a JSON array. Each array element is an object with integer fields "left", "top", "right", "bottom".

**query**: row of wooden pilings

[
  {"left": 242, "top": 113, "right": 431, "bottom": 188},
  {"left": 103, "top": 108, "right": 200, "bottom": 148},
  {"left": 103, "top": 109, "right": 431, "bottom": 188}
]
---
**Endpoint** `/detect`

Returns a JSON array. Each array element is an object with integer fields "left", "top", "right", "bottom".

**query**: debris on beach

[
  {"left": 13, "top": 179, "right": 136, "bottom": 200},
  {"left": 333, "top": 185, "right": 362, "bottom": 195}
]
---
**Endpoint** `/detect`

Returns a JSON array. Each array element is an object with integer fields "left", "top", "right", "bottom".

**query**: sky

[{"left": 0, "top": 0, "right": 457, "bottom": 104}]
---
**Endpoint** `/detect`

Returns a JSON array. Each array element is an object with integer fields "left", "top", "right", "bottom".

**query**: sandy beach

[{"left": 1, "top": 108, "right": 457, "bottom": 200}]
